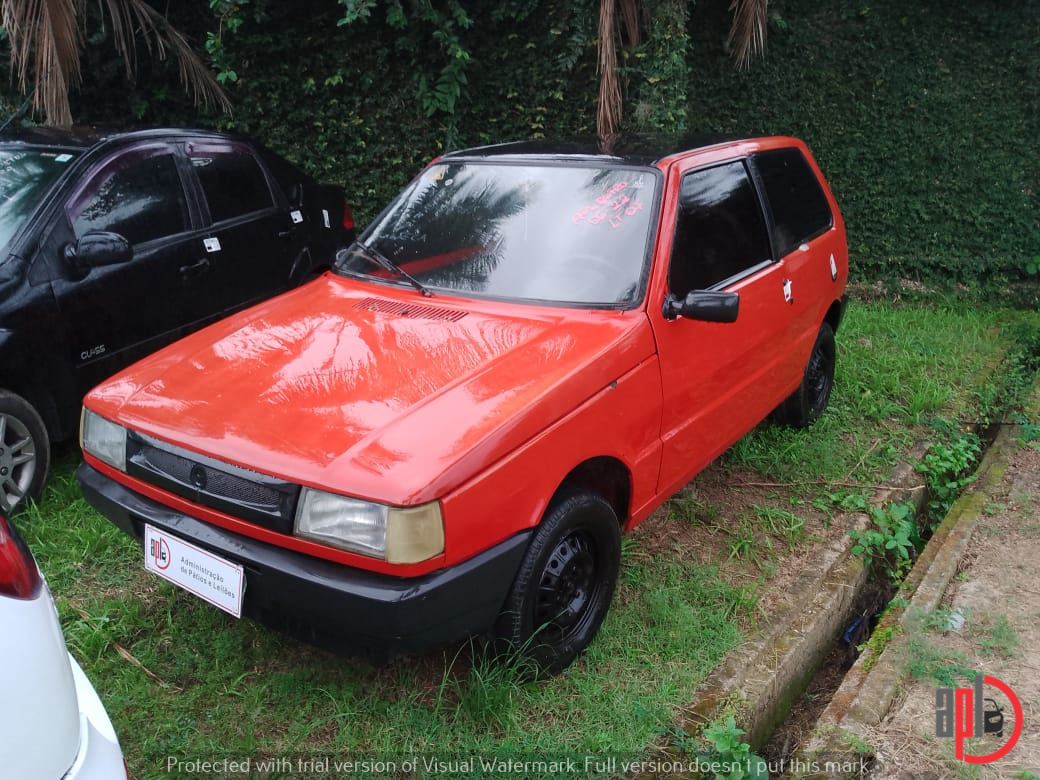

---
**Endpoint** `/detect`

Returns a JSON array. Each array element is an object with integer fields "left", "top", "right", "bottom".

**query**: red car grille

[{"left": 125, "top": 433, "right": 299, "bottom": 533}]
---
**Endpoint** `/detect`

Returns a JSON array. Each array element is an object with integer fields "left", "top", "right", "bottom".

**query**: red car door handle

[{"left": 180, "top": 258, "right": 211, "bottom": 277}]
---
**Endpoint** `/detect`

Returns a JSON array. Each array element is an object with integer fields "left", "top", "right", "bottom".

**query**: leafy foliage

[
  {"left": 695, "top": 716, "right": 769, "bottom": 779},
  {"left": 681, "top": 0, "right": 1039, "bottom": 289},
  {"left": 206, "top": 0, "right": 251, "bottom": 84},
  {"left": 337, "top": 0, "right": 474, "bottom": 120},
  {"left": 622, "top": 0, "right": 690, "bottom": 133},
  {"left": 50, "top": 0, "right": 1039, "bottom": 290},
  {"left": 848, "top": 501, "right": 921, "bottom": 581},
  {"left": 916, "top": 419, "right": 981, "bottom": 523}
]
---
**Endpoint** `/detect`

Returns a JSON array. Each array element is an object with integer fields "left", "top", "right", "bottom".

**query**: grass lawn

[{"left": 15, "top": 296, "right": 1039, "bottom": 779}]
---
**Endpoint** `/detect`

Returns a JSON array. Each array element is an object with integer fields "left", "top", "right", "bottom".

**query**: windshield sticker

[
  {"left": 573, "top": 182, "right": 645, "bottom": 229},
  {"left": 432, "top": 167, "right": 456, "bottom": 187}
]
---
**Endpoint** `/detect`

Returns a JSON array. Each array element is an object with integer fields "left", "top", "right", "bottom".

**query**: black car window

[
  {"left": 70, "top": 153, "right": 189, "bottom": 245},
  {"left": 668, "top": 160, "right": 772, "bottom": 296},
  {"left": 257, "top": 148, "right": 306, "bottom": 205},
  {"left": 190, "top": 150, "right": 273, "bottom": 223},
  {"left": 754, "top": 148, "right": 833, "bottom": 258},
  {"left": 0, "top": 149, "right": 79, "bottom": 255}
]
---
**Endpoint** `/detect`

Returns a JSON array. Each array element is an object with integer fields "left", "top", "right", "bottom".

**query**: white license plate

[{"left": 144, "top": 524, "right": 245, "bottom": 618}]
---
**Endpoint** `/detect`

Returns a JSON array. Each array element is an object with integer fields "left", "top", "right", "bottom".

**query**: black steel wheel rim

[
  {"left": 806, "top": 341, "right": 832, "bottom": 413},
  {"left": 534, "top": 531, "right": 597, "bottom": 640}
]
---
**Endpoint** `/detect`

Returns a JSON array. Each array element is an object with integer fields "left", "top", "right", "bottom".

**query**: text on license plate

[{"left": 143, "top": 524, "right": 245, "bottom": 618}]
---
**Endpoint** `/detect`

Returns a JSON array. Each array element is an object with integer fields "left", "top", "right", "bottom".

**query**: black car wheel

[
  {"left": 496, "top": 487, "right": 620, "bottom": 677},
  {"left": 0, "top": 391, "right": 49, "bottom": 515},
  {"left": 774, "top": 322, "right": 836, "bottom": 428}
]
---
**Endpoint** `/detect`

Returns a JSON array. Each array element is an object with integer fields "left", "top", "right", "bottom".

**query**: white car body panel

[{"left": 0, "top": 564, "right": 125, "bottom": 779}]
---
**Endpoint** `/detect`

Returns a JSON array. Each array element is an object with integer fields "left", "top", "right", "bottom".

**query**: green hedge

[
  {"left": 680, "top": 0, "right": 1039, "bottom": 285},
  {"left": 23, "top": 0, "right": 1040, "bottom": 286}
]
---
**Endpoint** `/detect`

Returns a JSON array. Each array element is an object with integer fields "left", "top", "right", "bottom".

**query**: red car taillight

[
  {"left": 0, "top": 516, "right": 42, "bottom": 599},
  {"left": 342, "top": 202, "right": 355, "bottom": 232}
]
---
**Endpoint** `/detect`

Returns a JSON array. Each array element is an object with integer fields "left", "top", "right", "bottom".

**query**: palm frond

[
  {"left": 2, "top": 0, "right": 82, "bottom": 125},
  {"left": 101, "top": 0, "right": 231, "bottom": 113},
  {"left": 617, "top": 0, "right": 642, "bottom": 48},
  {"left": 1, "top": 0, "right": 229, "bottom": 126},
  {"left": 99, "top": 0, "right": 147, "bottom": 77},
  {"left": 728, "top": 0, "right": 768, "bottom": 70},
  {"left": 596, "top": 0, "right": 622, "bottom": 153}
]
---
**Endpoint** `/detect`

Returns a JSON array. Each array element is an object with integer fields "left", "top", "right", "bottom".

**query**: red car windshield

[
  {"left": 0, "top": 149, "right": 78, "bottom": 255},
  {"left": 336, "top": 161, "right": 659, "bottom": 307}
]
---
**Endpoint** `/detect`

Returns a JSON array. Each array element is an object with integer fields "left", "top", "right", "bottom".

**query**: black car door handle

[
  {"left": 277, "top": 229, "right": 292, "bottom": 239},
  {"left": 180, "top": 258, "right": 211, "bottom": 277}
]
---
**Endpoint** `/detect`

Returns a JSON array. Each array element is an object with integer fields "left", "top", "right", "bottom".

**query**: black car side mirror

[
  {"left": 63, "top": 231, "right": 132, "bottom": 276},
  {"left": 662, "top": 290, "right": 740, "bottom": 322}
]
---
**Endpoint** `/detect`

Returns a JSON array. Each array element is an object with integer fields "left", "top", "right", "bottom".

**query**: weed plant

[
  {"left": 694, "top": 716, "right": 768, "bottom": 780},
  {"left": 848, "top": 502, "right": 921, "bottom": 581}
]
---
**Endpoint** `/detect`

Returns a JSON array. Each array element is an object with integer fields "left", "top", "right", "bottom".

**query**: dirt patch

[
  {"left": 629, "top": 459, "right": 841, "bottom": 627},
  {"left": 868, "top": 441, "right": 1040, "bottom": 776}
]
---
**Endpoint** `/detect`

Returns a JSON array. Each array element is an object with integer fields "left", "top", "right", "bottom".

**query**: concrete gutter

[
  {"left": 637, "top": 441, "right": 932, "bottom": 775},
  {"left": 793, "top": 421, "right": 1016, "bottom": 776},
  {"left": 632, "top": 385, "right": 1024, "bottom": 780}
]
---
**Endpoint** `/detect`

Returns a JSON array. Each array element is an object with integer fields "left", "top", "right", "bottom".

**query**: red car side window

[
  {"left": 668, "top": 160, "right": 771, "bottom": 296},
  {"left": 754, "top": 148, "right": 833, "bottom": 258}
]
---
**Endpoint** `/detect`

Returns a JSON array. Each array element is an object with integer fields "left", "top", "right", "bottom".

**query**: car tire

[
  {"left": 774, "top": 322, "right": 836, "bottom": 428},
  {"left": 495, "top": 487, "right": 620, "bottom": 677},
  {"left": 0, "top": 391, "right": 50, "bottom": 515}
]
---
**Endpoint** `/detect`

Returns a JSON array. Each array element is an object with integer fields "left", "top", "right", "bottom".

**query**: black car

[{"left": 0, "top": 127, "right": 354, "bottom": 513}]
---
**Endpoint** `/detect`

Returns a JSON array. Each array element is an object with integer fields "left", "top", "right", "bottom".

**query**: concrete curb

[
  {"left": 640, "top": 441, "right": 932, "bottom": 773},
  {"left": 794, "top": 422, "right": 1016, "bottom": 774}
]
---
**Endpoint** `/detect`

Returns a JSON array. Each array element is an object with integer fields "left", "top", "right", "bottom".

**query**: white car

[{"left": 0, "top": 515, "right": 127, "bottom": 779}]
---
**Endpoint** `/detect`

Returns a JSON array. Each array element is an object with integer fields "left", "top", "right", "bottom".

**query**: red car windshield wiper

[{"left": 350, "top": 240, "right": 433, "bottom": 297}]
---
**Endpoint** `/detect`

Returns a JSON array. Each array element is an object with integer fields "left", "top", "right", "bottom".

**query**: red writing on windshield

[{"left": 574, "top": 182, "right": 644, "bottom": 229}]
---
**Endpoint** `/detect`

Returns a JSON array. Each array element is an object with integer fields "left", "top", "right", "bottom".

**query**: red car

[{"left": 78, "top": 136, "right": 847, "bottom": 674}]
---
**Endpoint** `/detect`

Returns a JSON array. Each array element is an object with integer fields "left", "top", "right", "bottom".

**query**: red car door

[{"left": 649, "top": 156, "right": 802, "bottom": 496}]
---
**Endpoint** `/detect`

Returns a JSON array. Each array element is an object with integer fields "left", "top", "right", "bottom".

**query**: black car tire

[
  {"left": 774, "top": 322, "right": 836, "bottom": 428},
  {"left": 0, "top": 390, "right": 50, "bottom": 515},
  {"left": 496, "top": 487, "right": 620, "bottom": 677}
]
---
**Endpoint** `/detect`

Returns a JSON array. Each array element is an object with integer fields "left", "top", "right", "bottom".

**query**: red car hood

[{"left": 87, "top": 276, "right": 655, "bottom": 505}]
